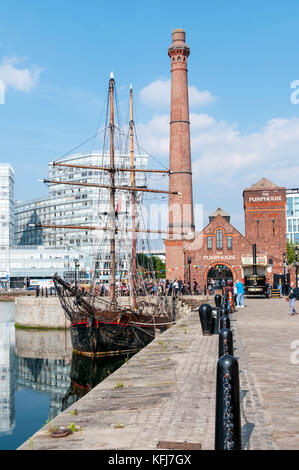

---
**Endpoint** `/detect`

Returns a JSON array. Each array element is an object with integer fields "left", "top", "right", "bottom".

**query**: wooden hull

[{"left": 70, "top": 320, "right": 155, "bottom": 356}]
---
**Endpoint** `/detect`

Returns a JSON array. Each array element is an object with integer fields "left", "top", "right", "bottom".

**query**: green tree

[
  {"left": 287, "top": 240, "right": 296, "bottom": 265},
  {"left": 136, "top": 254, "right": 166, "bottom": 278}
]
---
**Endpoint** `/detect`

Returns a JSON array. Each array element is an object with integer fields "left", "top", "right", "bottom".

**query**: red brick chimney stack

[
  {"left": 168, "top": 28, "right": 194, "bottom": 238},
  {"left": 165, "top": 29, "right": 195, "bottom": 280}
]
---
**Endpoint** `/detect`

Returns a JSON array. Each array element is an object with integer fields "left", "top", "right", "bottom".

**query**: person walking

[
  {"left": 287, "top": 282, "right": 298, "bottom": 316},
  {"left": 235, "top": 279, "right": 245, "bottom": 308}
]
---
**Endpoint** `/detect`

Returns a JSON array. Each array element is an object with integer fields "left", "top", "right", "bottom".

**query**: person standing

[
  {"left": 224, "top": 281, "right": 235, "bottom": 313},
  {"left": 287, "top": 282, "right": 298, "bottom": 316},
  {"left": 235, "top": 279, "right": 245, "bottom": 308}
]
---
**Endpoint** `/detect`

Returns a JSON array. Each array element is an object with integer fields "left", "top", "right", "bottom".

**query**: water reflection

[
  {"left": 0, "top": 304, "right": 15, "bottom": 436},
  {"left": 62, "top": 353, "right": 132, "bottom": 411},
  {"left": 0, "top": 302, "right": 134, "bottom": 448},
  {"left": 16, "top": 357, "right": 71, "bottom": 420}
]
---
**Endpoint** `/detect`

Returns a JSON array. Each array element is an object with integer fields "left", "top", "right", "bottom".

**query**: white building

[
  {"left": 15, "top": 152, "right": 147, "bottom": 247},
  {"left": 0, "top": 164, "right": 14, "bottom": 286},
  {"left": 8, "top": 152, "right": 148, "bottom": 286},
  {"left": 286, "top": 188, "right": 299, "bottom": 245},
  {"left": 0, "top": 164, "right": 14, "bottom": 247}
]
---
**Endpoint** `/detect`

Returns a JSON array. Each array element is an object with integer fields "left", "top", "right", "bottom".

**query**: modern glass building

[
  {"left": 15, "top": 152, "right": 148, "bottom": 248},
  {"left": 12, "top": 152, "right": 148, "bottom": 282},
  {"left": 286, "top": 188, "right": 299, "bottom": 244}
]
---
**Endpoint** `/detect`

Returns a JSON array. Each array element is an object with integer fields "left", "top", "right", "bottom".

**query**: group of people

[
  {"left": 75, "top": 277, "right": 249, "bottom": 304},
  {"left": 222, "top": 279, "right": 246, "bottom": 313},
  {"left": 71, "top": 274, "right": 299, "bottom": 317}
]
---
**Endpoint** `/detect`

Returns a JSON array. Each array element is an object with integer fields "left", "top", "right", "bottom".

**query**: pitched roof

[
  {"left": 209, "top": 207, "right": 230, "bottom": 218},
  {"left": 249, "top": 177, "right": 279, "bottom": 190}
]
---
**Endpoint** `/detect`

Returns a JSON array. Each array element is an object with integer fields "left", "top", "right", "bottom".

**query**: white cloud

[
  {"left": 137, "top": 114, "right": 170, "bottom": 157},
  {"left": 139, "top": 79, "right": 216, "bottom": 110},
  {"left": 191, "top": 116, "right": 299, "bottom": 189},
  {"left": 137, "top": 111, "right": 299, "bottom": 191},
  {"left": 188, "top": 86, "right": 216, "bottom": 108},
  {"left": 0, "top": 56, "right": 42, "bottom": 92}
]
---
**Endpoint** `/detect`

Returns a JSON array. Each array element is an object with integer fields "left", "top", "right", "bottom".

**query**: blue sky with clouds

[{"left": 1, "top": 0, "right": 299, "bottom": 232}]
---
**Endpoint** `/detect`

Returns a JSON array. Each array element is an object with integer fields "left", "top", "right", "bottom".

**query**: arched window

[
  {"left": 207, "top": 236, "right": 212, "bottom": 250},
  {"left": 216, "top": 229, "right": 223, "bottom": 250}
]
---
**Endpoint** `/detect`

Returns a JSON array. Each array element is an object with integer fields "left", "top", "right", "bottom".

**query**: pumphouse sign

[{"left": 248, "top": 195, "right": 282, "bottom": 202}]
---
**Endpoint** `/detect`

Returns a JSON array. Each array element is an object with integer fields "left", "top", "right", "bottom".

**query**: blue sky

[{"left": 1, "top": 0, "right": 299, "bottom": 231}]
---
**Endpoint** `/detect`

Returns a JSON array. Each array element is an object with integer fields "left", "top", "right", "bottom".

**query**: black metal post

[
  {"left": 219, "top": 328, "right": 233, "bottom": 357},
  {"left": 282, "top": 252, "right": 287, "bottom": 296},
  {"left": 74, "top": 258, "right": 80, "bottom": 291},
  {"left": 198, "top": 304, "right": 212, "bottom": 336},
  {"left": 220, "top": 314, "right": 230, "bottom": 330},
  {"left": 211, "top": 307, "right": 220, "bottom": 335},
  {"left": 215, "top": 294, "right": 222, "bottom": 308},
  {"left": 187, "top": 256, "right": 191, "bottom": 295},
  {"left": 295, "top": 246, "right": 298, "bottom": 292},
  {"left": 215, "top": 354, "right": 242, "bottom": 450}
]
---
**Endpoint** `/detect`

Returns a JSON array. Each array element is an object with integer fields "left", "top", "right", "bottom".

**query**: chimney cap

[{"left": 172, "top": 28, "right": 186, "bottom": 43}]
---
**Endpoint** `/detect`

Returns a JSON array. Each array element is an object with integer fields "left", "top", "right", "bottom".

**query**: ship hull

[{"left": 70, "top": 321, "right": 155, "bottom": 356}]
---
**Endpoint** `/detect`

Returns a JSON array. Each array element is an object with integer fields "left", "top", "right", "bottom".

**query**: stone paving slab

[
  {"left": 18, "top": 310, "right": 219, "bottom": 451},
  {"left": 232, "top": 298, "right": 299, "bottom": 450},
  {"left": 18, "top": 297, "right": 298, "bottom": 451}
]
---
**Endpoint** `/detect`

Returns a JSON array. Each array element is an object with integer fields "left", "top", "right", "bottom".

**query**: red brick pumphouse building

[
  {"left": 164, "top": 29, "right": 289, "bottom": 292},
  {"left": 181, "top": 178, "right": 287, "bottom": 292}
]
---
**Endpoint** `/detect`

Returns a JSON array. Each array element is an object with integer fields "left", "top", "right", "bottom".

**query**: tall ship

[{"left": 33, "top": 75, "right": 180, "bottom": 356}]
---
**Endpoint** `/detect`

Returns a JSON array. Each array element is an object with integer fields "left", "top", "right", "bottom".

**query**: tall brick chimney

[{"left": 164, "top": 29, "right": 195, "bottom": 281}]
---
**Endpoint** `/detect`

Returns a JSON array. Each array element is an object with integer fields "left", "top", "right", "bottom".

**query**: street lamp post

[
  {"left": 187, "top": 256, "right": 191, "bottom": 295},
  {"left": 282, "top": 252, "right": 287, "bottom": 296},
  {"left": 295, "top": 246, "right": 298, "bottom": 293},
  {"left": 74, "top": 258, "right": 80, "bottom": 291}
]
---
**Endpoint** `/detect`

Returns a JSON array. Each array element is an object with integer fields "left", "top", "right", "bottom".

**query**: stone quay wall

[{"left": 14, "top": 295, "right": 210, "bottom": 329}]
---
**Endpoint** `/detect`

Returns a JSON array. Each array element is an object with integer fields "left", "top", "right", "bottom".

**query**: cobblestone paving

[{"left": 232, "top": 298, "right": 299, "bottom": 450}]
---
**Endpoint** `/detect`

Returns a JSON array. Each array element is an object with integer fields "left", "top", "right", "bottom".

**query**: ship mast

[
  {"left": 109, "top": 73, "right": 116, "bottom": 305},
  {"left": 130, "top": 84, "right": 137, "bottom": 309}
]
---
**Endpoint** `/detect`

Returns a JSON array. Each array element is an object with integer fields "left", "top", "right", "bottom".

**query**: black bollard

[
  {"left": 45, "top": 287, "right": 48, "bottom": 298},
  {"left": 215, "top": 294, "right": 222, "bottom": 308},
  {"left": 198, "top": 304, "right": 212, "bottom": 336},
  {"left": 211, "top": 307, "right": 220, "bottom": 335},
  {"left": 215, "top": 354, "right": 241, "bottom": 450},
  {"left": 219, "top": 328, "right": 233, "bottom": 358},
  {"left": 220, "top": 305, "right": 226, "bottom": 318},
  {"left": 222, "top": 294, "right": 229, "bottom": 313},
  {"left": 220, "top": 314, "right": 230, "bottom": 330}
]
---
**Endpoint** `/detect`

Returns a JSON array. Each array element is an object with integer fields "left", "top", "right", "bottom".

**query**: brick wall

[{"left": 243, "top": 185, "right": 287, "bottom": 261}]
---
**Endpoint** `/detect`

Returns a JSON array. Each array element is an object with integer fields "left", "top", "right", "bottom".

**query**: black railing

[{"left": 215, "top": 292, "right": 241, "bottom": 450}]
